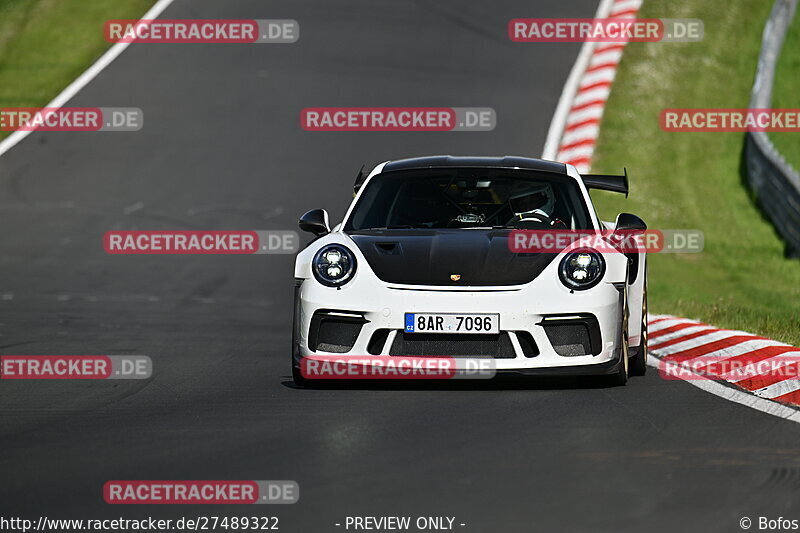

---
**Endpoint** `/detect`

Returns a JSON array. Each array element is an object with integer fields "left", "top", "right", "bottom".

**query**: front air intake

[
  {"left": 389, "top": 332, "right": 516, "bottom": 358},
  {"left": 540, "top": 315, "right": 602, "bottom": 357},
  {"left": 514, "top": 331, "right": 539, "bottom": 358},
  {"left": 367, "top": 329, "right": 391, "bottom": 355},
  {"left": 308, "top": 310, "right": 366, "bottom": 353}
]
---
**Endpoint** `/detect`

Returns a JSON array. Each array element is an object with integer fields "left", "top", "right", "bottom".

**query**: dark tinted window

[{"left": 345, "top": 168, "right": 592, "bottom": 231}]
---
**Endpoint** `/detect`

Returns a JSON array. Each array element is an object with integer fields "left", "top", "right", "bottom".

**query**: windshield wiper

[{"left": 365, "top": 225, "right": 417, "bottom": 230}]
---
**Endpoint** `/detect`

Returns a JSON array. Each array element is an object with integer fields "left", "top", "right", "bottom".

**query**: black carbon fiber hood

[{"left": 348, "top": 229, "right": 556, "bottom": 286}]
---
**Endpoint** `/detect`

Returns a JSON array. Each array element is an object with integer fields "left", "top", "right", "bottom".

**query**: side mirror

[
  {"left": 299, "top": 209, "right": 331, "bottom": 236},
  {"left": 614, "top": 212, "right": 647, "bottom": 232}
]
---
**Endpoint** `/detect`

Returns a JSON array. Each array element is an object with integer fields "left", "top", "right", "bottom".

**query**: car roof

[{"left": 381, "top": 156, "right": 567, "bottom": 174}]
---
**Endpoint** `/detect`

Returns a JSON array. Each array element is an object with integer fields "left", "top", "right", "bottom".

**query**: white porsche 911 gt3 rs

[{"left": 291, "top": 156, "right": 648, "bottom": 386}]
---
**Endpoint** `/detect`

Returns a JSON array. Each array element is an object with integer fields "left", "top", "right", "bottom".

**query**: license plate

[{"left": 404, "top": 313, "right": 499, "bottom": 334}]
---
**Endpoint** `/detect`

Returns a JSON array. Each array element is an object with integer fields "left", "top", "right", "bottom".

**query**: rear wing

[{"left": 580, "top": 168, "right": 629, "bottom": 197}]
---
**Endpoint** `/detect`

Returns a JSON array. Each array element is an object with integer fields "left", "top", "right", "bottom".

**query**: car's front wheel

[
  {"left": 608, "top": 295, "right": 629, "bottom": 386},
  {"left": 291, "top": 319, "right": 311, "bottom": 387},
  {"left": 629, "top": 271, "right": 648, "bottom": 376}
]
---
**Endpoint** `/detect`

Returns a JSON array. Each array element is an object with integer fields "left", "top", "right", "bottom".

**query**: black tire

[
  {"left": 608, "top": 295, "right": 629, "bottom": 386},
  {"left": 629, "top": 272, "right": 648, "bottom": 376},
  {"left": 290, "top": 318, "right": 312, "bottom": 387},
  {"left": 609, "top": 341, "right": 629, "bottom": 386}
]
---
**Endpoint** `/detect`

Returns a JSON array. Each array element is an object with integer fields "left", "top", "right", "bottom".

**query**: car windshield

[{"left": 344, "top": 168, "right": 593, "bottom": 231}]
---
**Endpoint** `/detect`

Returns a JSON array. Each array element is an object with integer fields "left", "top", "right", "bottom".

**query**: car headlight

[
  {"left": 313, "top": 244, "right": 357, "bottom": 287},
  {"left": 559, "top": 249, "right": 605, "bottom": 290}
]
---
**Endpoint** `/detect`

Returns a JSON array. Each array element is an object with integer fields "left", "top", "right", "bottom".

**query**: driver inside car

[{"left": 507, "top": 182, "right": 566, "bottom": 228}]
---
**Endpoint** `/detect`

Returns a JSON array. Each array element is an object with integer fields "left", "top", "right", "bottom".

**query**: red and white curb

[
  {"left": 542, "top": 0, "right": 643, "bottom": 172},
  {"left": 648, "top": 315, "right": 800, "bottom": 421},
  {"left": 541, "top": 2, "right": 800, "bottom": 422}
]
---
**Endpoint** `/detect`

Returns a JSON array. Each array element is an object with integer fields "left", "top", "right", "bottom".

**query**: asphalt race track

[{"left": 2, "top": 1, "right": 800, "bottom": 531}]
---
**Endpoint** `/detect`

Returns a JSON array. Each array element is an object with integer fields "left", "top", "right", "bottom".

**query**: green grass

[
  {"left": 591, "top": 0, "right": 800, "bottom": 345},
  {"left": 0, "top": 0, "right": 155, "bottom": 139},
  {"left": 769, "top": 8, "right": 800, "bottom": 171}
]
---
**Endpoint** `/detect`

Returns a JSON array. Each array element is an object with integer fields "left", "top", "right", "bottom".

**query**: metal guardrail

[{"left": 745, "top": 0, "right": 800, "bottom": 258}]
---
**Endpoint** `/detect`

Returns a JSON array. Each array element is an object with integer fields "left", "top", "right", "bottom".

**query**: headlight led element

[
  {"left": 559, "top": 249, "right": 605, "bottom": 290},
  {"left": 313, "top": 244, "right": 357, "bottom": 286}
]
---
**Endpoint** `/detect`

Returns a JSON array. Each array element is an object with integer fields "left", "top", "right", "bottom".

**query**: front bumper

[{"left": 293, "top": 277, "right": 625, "bottom": 374}]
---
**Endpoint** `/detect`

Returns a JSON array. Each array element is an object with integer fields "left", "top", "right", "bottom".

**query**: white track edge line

[
  {"left": 0, "top": 0, "right": 177, "bottom": 158},
  {"left": 541, "top": 0, "right": 615, "bottom": 160},
  {"left": 646, "top": 354, "right": 800, "bottom": 424},
  {"left": 544, "top": 0, "right": 800, "bottom": 431}
]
